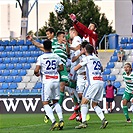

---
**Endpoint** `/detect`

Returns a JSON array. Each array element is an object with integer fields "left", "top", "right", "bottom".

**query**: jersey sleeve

[
  {"left": 79, "top": 56, "right": 87, "bottom": 66},
  {"left": 36, "top": 56, "right": 41, "bottom": 66}
]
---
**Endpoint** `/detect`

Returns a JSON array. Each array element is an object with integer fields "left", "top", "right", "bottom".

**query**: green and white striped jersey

[
  {"left": 122, "top": 71, "right": 133, "bottom": 93},
  {"left": 52, "top": 41, "right": 67, "bottom": 65}
]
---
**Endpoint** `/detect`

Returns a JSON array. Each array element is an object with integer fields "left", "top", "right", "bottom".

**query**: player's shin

[
  {"left": 54, "top": 103, "right": 63, "bottom": 121},
  {"left": 81, "top": 104, "right": 88, "bottom": 122}
]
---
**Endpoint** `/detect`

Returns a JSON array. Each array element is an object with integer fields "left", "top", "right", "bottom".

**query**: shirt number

[
  {"left": 46, "top": 60, "right": 56, "bottom": 70},
  {"left": 93, "top": 61, "right": 101, "bottom": 70}
]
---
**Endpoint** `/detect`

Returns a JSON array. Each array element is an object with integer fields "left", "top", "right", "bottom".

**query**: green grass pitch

[{"left": 0, "top": 113, "right": 133, "bottom": 133}]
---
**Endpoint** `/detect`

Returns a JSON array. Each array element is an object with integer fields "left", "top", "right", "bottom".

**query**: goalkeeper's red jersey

[{"left": 73, "top": 21, "right": 98, "bottom": 48}]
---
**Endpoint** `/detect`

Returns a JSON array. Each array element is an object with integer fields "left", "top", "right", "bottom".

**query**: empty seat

[
  {"left": 30, "top": 76, "right": 39, "bottom": 82},
  {"left": 9, "top": 83, "right": 18, "bottom": 89},
  {"left": 22, "top": 76, "right": 31, "bottom": 83},
  {"left": 128, "top": 37, "right": 133, "bottom": 44},
  {"left": 0, "top": 46, "right": 4, "bottom": 52},
  {"left": 110, "top": 56, "right": 118, "bottom": 62},
  {"left": 126, "top": 56, "right": 133, "bottom": 62},
  {"left": 0, "top": 64, "right": 6, "bottom": 69},
  {"left": 26, "top": 82, "right": 35, "bottom": 90},
  {"left": 27, "top": 57, "right": 36, "bottom": 63},
  {"left": 14, "top": 89, "right": 21, "bottom": 95},
  {"left": 14, "top": 76, "right": 22, "bottom": 83},
  {"left": 114, "top": 62, "right": 123, "bottom": 68},
  {"left": 30, "top": 89, "right": 39, "bottom": 95},
  {"left": 14, "top": 51, "right": 23, "bottom": 57},
  {"left": 6, "top": 64, "right": 15, "bottom": 70},
  {"left": 6, "top": 52, "right": 15, "bottom": 57},
  {"left": 20, "top": 46, "right": 28, "bottom": 51},
  {"left": 30, "top": 63, "right": 36, "bottom": 70},
  {"left": 116, "top": 75, "right": 123, "bottom": 82},
  {"left": 103, "top": 69, "right": 111, "bottom": 75},
  {"left": 10, "top": 70, "right": 19, "bottom": 76},
  {"left": 0, "top": 52, "right": 7, "bottom": 58},
  {"left": 10, "top": 40, "right": 17, "bottom": 45},
  {"left": 120, "top": 37, "right": 128, "bottom": 44},
  {"left": 113, "top": 81, "right": 121, "bottom": 88},
  {"left": 17, "top": 83, "right": 26, "bottom": 89},
  {"left": 22, "top": 51, "right": 31, "bottom": 57},
  {"left": 106, "top": 62, "right": 115, "bottom": 68},
  {"left": 125, "top": 44, "right": 132, "bottom": 49},
  {"left": 19, "top": 58, "right": 27, "bottom": 63},
  {"left": 110, "top": 68, "right": 120, "bottom": 75},
  {"left": 4, "top": 46, "right": 12, "bottom": 52},
  {"left": 1, "top": 83, "right": 9, "bottom": 89},
  {"left": 26, "top": 70, "right": 34, "bottom": 76},
  {"left": 23, "top": 63, "right": 31, "bottom": 69},
  {"left": 3, "top": 58, "right": 11, "bottom": 64},
  {"left": 6, "top": 76, "right": 14, "bottom": 83},
  {"left": 102, "top": 75, "right": 107, "bottom": 81},
  {"left": 11, "top": 58, "right": 19, "bottom": 63},
  {"left": 29, "top": 45, "right": 36, "bottom": 51},
  {"left": 107, "top": 75, "right": 116, "bottom": 81},
  {"left": 18, "top": 69, "right": 27, "bottom": 76},
  {"left": 21, "top": 89, "right": 30, "bottom": 94},
  {"left": 2, "top": 70, "right": 10, "bottom": 76},
  {"left": 26, "top": 40, "right": 32, "bottom": 45},
  {"left": 30, "top": 51, "right": 39, "bottom": 57},
  {"left": 17, "top": 40, "right": 24, "bottom": 45},
  {"left": 34, "top": 82, "right": 42, "bottom": 89},
  {"left": 13, "top": 46, "right": 21, "bottom": 51},
  {"left": 0, "top": 58, "right": 3, "bottom": 63},
  {"left": 0, "top": 76, "right": 5, "bottom": 82},
  {"left": 14, "top": 63, "right": 23, "bottom": 69}
]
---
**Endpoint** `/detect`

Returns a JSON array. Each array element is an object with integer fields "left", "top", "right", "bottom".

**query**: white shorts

[
  {"left": 41, "top": 81, "right": 60, "bottom": 102},
  {"left": 76, "top": 75, "right": 86, "bottom": 93},
  {"left": 69, "top": 67, "right": 77, "bottom": 81},
  {"left": 83, "top": 82, "right": 104, "bottom": 102}
]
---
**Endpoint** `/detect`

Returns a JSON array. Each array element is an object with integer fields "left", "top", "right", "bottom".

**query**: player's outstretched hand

[
  {"left": 26, "top": 35, "right": 32, "bottom": 41},
  {"left": 70, "top": 14, "right": 76, "bottom": 22}
]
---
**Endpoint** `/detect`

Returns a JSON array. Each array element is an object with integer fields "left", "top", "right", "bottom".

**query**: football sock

[
  {"left": 54, "top": 103, "right": 63, "bottom": 121},
  {"left": 81, "top": 104, "right": 88, "bottom": 122},
  {"left": 58, "top": 92, "right": 65, "bottom": 105},
  {"left": 43, "top": 104, "right": 55, "bottom": 123},
  {"left": 94, "top": 106, "right": 104, "bottom": 121},
  {"left": 123, "top": 106, "right": 129, "bottom": 119}
]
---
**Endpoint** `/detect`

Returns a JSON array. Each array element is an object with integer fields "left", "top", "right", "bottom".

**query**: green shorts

[
  {"left": 122, "top": 91, "right": 133, "bottom": 101},
  {"left": 59, "top": 65, "right": 68, "bottom": 82}
]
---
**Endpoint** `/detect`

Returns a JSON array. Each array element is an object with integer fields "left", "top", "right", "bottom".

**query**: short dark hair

[
  {"left": 46, "top": 27, "right": 55, "bottom": 34},
  {"left": 81, "top": 41, "right": 88, "bottom": 48},
  {"left": 43, "top": 39, "right": 52, "bottom": 50},
  {"left": 91, "top": 22, "right": 97, "bottom": 29},
  {"left": 85, "top": 43, "right": 94, "bottom": 54},
  {"left": 56, "top": 31, "right": 65, "bottom": 37}
]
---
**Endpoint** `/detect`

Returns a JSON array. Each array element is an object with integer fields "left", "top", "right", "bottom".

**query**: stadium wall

[{"left": 0, "top": 95, "right": 132, "bottom": 114}]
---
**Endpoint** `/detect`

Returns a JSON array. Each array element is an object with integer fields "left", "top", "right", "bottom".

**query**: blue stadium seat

[
  {"left": 11, "top": 58, "right": 19, "bottom": 63},
  {"left": 23, "top": 63, "right": 31, "bottom": 69},
  {"left": 21, "top": 89, "right": 30, "bottom": 95},
  {"left": 27, "top": 57, "right": 36, "bottom": 63},
  {"left": 6, "top": 64, "right": 14, "bottom": 69},
  {"left": 14, "top": 76, "right": 22, "bottom": 83},
  {"left": 6, "top": 77, "right": 14, "bottom": 83},
  {"left": 125, "top": 44, "right": 132, "bottom": 49},
  {"left": 3, "top": 58, "right": 11, "bottom": 64},
  {"left": 18, "top": 69, "right": 27, "bottom": 76},
  {"left": 22, "top": 51, "right": 31, "bottom": 57},
  {"left": 6, "top": 52, "right": 15, "bottom": 57},
  {"left": 117, "top": 88, "right": 125, "bottom": 95},
  {"left": 0, "top": 70, "right": 2, "bottom": 76},
  {"left": 0, "top": 52, "right": 7, "bottom": 58},
  {"left": 20, "top": 46, "right": 28, "bottom": 51},
  {"left": 2, "top": 40, "right": 9, "bottom": 46},
  {"left": 120, "top": 37, "right": 128, "bottom": 44},
  {"left": 17, "top": 40, "right": 24, "bottom": 45},
  {"left": 0, "top": 46, "right": 4, "bottom": 52},
  {"left": 128, "top": 37, "right": 133, "bottom": 44},
  {"left": 14, "top": 89, "right": 21, "bottom": 95},
  {"left": 0, "top": 89, "right": 6, "bottom": 95},
  {"left": 4, "top": 46, "right": 12, "bottom": 52},
  {"left": 9, "top": 83, "right": 18, "bottom": 89},
  {"left": 34, "top": 82, "right": 42, "bottom": 89},
  {"left": 0, "top": 76, "right": 5, "bottom": 82},
  {"left": 110, "top": 56, "right": 118, "bottom": 62},
  {"left": 13, "top": 46, "right": 21, "bottom": 51},
  {"left": 117, "top": 44, "right": 126, "bottom": 49},
  {"left": 15, "top": 63, "right": 23, "bottom": 69},
  {"left": 108, "top": 75, "right": 116, "bottom": 81},
  {"left": 0, "top": 58, "right": 3, "bottom": 63},
  {"left": 29, "top": 45, "right": 36, "bottom": 51},
  {"left": 10, "top": 70, "right": 19, "bottom": 76},
  {"left": 30, "top": 89, "right": 39, "bottom": 95},
  {"left": 2, "top": 70, "right": 10, "bottom": 76},
  {"left": 106, "top": 62, "right": 115, "bottom": 68},
  {"left": 113, "top": 81, "right": 121, "bottom": 88},
  {"left": 1, "top": 83, "right": 9, "bottom": 89},
  {"left": 103, "top": 69, "right": 111, "bottom": 75},
  {"left": 14, "top": 51, "right": 23, "bottom": 57},
  {"left": 19, "top": 58, "right": 27, "bottom": 63},
  {"left": 10, "top": 40, "right": 17, "bottom": 45},
  {"left": 26, "top": 40, "right": 32, "bottom": 45},
  {"left": 0, "top": 64, "right": 6, "bottom": 69},
  {"left": 30, "top": 51, "right": 39, "bottom": 57},
  {"left": 102, "top": 75, "right": 107, "bottom": 81}
]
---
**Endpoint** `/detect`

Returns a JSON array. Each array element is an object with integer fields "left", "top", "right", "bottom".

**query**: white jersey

[
  {"left": 70, "top": 36, "right": 82, "bottom": 68},
  {"left": 74, "top": 50, "right": 86, "bottom": 75},
  {"left": 36, "top": 52, "right": 62, "bottom": 83},
  {"left": 80, "top": 54, "right": 103, "bottom": 85}
]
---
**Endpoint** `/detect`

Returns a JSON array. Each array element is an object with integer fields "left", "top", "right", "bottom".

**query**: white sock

[
  {"left": 54, "top": 103, "right": 63, "bottom": 121},
  {"left": 72, "top": 88, "right": 80, "bottom": 103},
  {"left": 81, "top": 104, "right": 88, "bottom": 122},
  {"left": 44, "top": 104, "right": 55, "bottom": 123},
  {"left": 94, "top": 106, "right": 104, "bottom": 121}
]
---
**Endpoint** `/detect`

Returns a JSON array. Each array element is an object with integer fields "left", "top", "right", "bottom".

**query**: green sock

[
  {"left": 58, "top": 92, "right": 65, "bottom": 106},
  {"left": 69, "top": 81, "right": 76, "bottom": 88},
  {"left": 74, "top": 95, "right": 78, "bottom": 103},
  {"left": 123, "top": 106, "right": 129, "bottom": 119}
]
